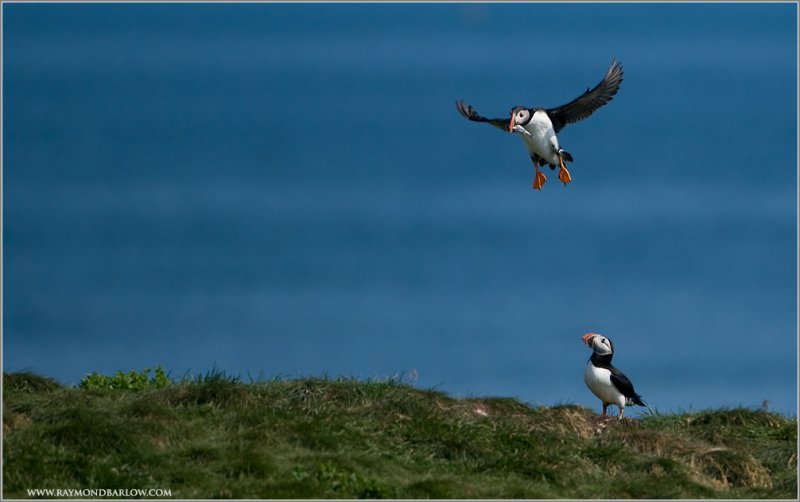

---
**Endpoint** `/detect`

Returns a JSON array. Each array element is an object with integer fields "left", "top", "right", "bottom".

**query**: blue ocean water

[{"left": 3, "top": 3, "right": 797, "bottom": 415}]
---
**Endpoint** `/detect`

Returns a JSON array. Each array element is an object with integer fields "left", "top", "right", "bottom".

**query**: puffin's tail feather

[{"left": 631, "top": 394, "right": 646, "bottom": 407}]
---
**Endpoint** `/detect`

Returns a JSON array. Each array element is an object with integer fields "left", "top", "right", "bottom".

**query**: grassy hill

[{"left": 3, "top": 371, "right": 797, "bottom": 499}]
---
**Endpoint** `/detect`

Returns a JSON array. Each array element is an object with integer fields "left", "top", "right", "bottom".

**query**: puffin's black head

[
  {"left": 508, "top": 106, "right": 531, "bottom": 132},
  {"left": 581, "top": 333, "right": 614, "bottom": 355}
]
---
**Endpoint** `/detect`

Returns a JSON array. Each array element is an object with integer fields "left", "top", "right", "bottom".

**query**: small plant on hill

[{"left": 79, "top": 366, "right": 171, "bottom": 391}]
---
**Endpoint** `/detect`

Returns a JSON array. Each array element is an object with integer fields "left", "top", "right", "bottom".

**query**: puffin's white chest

[
  {"left": 584, "top": 362, "right": 625, "bottom": 407},
  {"left": 520, "top": 110, "right": 560, "bottom": 163}
]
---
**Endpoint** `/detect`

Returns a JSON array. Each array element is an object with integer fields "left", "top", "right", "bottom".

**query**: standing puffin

[
  {"left": 582, "top": 332, "right": 645, "bottom": 418},
  {"left": 456, "top": 59, "right": 623, "bottom": 190}
]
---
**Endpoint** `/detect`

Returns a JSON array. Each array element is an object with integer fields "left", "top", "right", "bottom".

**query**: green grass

[{"left": 3, "top": 371, "right": 797, "bottom": 499}]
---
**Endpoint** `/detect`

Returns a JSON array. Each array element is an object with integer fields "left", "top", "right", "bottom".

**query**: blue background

[{"left": 4, "top": 3, "right": 797, "bottom": 415}]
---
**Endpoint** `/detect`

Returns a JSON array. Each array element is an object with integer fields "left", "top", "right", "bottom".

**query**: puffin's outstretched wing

[
  {"left": 545, "top": 59, "right": 624, "bottom": 133},
  {"left": 455, "top": 100, "right": 509, "bottom": 133},
  {"left": 609, "top": 367, "right": 645, "bottom": 406}
]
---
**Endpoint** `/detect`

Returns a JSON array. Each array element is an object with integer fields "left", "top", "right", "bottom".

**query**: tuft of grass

[
  {"left": 3, "top": 371, "right": 797, "bottom": 499},
  {"left": 3, "top": 372, "right": 62, "bottom": 393}
]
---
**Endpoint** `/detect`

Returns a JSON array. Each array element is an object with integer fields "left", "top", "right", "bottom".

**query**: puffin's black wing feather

[
  {"left": 545, "top": 59, "right": 624, "bottom": 133},
  {"left": 456, "top": 100, "right": 509, "bottom": 133},
  {"left": 609, "top": 367, "right": 645, "bottom": 406}
]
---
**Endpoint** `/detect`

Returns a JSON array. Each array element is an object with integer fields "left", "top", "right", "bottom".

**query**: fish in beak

[{"left": 512, "top": 124, "right": 532, "bottom": 136}]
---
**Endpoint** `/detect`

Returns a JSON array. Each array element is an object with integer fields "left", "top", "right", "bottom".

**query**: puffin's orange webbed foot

[
  {"left": 558, "top": 158, "right": 572, "bottom": 186},
  {"left": 533, "top": 168, "right": 547, "bottom": 191}
]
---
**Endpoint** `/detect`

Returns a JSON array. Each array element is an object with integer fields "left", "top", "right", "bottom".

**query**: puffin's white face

[
  {"left": 509, "top": 108, "right": 531, "bottom": 132},
  {"left": 582, "top": 333, "right": 614, "bottom": 355}
]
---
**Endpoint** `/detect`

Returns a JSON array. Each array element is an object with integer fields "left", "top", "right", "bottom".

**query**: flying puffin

[
  {"left": 455, "top": 59, "right": 623, "bottom": 190},
  {"left": 581, "top": 332, "right": 645, "bottom": 418}
]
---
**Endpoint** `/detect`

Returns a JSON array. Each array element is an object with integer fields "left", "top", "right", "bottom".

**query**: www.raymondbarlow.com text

[{"left": 27, "top": 488, "right": 172, "bottom": 498}]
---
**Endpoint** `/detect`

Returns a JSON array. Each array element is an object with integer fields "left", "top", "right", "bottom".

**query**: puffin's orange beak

[
  {"left": 581, "top": 333, "right": 598, "bottom": 346},
  {"left": 508, "top": 117, "right": 515, "bottom": 133}
]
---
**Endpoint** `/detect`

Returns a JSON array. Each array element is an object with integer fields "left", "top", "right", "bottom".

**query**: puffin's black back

[{"left": 590, "top": 352, "right": 646, "bottom": 406}]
